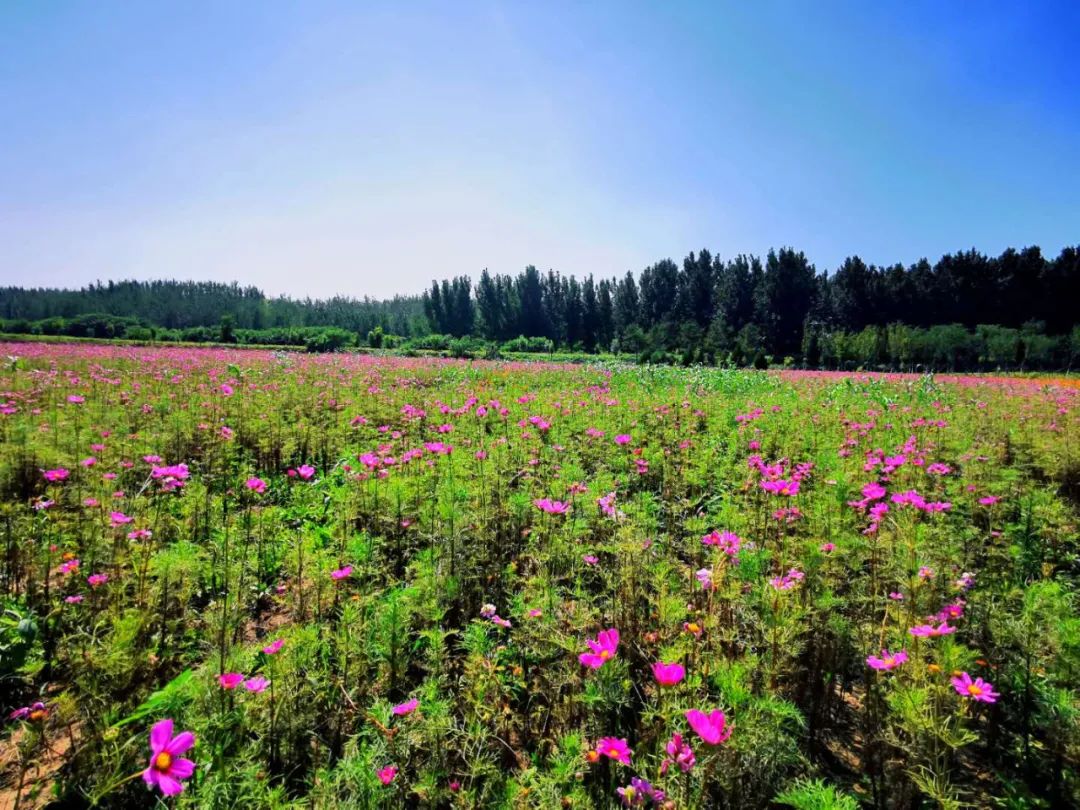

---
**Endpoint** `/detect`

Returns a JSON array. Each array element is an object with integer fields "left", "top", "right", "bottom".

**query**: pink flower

[
  {"left": 246, "top": 477, "right": 267, "bottom": 494},
  {"left": 377, "top": 765, "right": 398, "bottom": 785},
  {"left": 685, "top": 708, "right": 732, "bottom": 745},
  {"left": 142, "top": 719, "right": 196, "bottom": 796},
  {"left": 951, "top": 671, "right": 999, "bottom": 703},
  {"left": 392, "top": 698, "right": 419, "bottom": 716},
  {"left": 219, "top": 672, "right": 245, "bottom": 689},
  {"left": 533, "top": 498, "right": 570, "bottom": 515},
  {"left": 43, "top": 468, "right": 69, "bottom": 483},
  {"left": 110, "top": 511, "right": 134, "bottom": 526},
  {"left": 220, "top": 384, "right": 234, "bottom": 396},
  {"left": 660, "top": 732, "right": 696, "bottom": 774},
  {"left": 701, "top": 529, "right": 742, "bottom": 557},
  {"left": 908, "top": 622, "right": 956, "bottom": 638},
  {"left": 243, "top": 677, "right": 270, "bottom": 693},
  {"left": 528, "top": 609, "right": 543, "bottom": 618},
  {"left": 651, "top": 662, "right": 685, "bottom": 686},
  {"left": 262, "top": 639, "right": 284, "bottom": 655},
  {"left": 579, "top": 628, "right": 620, "bottom": 669},
  {"left": 583, "top": 554, "right": 599, "bottom": 565},
  {"left": 819, "top": 542, "right": 836, "bottom": 553},
  {"left": 87, "top": 573, "right": 109, "bottom": 588},
  {"left": 297, "top": 464, "right": 316, "bottom": 480},
  {"left": 330, "top": 565, "right": 352, "bottom": 581},
  {"left": 614, "top": 434, "right": 632, "bottom": 445},
  {"left": 65, "top": 594, "right": 84, "bottom": 604},
  {"left": 595, "top": 736, "right": 632, "bottom": 765},
  {"left": 978, "top": 496, "right": 1001, "bottom": 506},
  {"left": 867, "top": 649, "right": 908, "bottom": 671}
]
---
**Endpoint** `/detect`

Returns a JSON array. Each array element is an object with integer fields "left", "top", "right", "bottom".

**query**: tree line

[{"left": 2, "top": 245, "right": 1078, "bottom": 368}]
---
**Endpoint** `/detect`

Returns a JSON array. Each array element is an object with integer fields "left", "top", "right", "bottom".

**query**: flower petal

[
  {"left": 165, "top": 730, "right": 196, "bottom": 756},
  {"left": 149, "top": 719, "right": 173, "bottom": 754}
]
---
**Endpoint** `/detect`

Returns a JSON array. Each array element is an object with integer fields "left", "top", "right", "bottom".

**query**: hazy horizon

[{"left": 2, "top": 2, "right": 1078, "bottom": 299}]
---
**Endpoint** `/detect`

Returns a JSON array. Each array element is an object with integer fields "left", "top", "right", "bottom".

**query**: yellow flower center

[
  {"left": 687, "top": 623, "right": 701, "bottom": 633},
  {"left": 967, "top": 684, "right": 982, "bottom": 696},
  {"left": 607, "top": 747, "right": 621, "bottom": 758},
  {"left": 29, "top": 710, "right": 45, "bottom": 721},
  {"left": 154, "top": 752, "right": 173, "bottom": 771},
  {"left": 600, "top": 650, "right": 610, "bottom": 660}
]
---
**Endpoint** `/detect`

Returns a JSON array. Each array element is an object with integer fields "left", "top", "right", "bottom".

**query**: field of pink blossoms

[{"left": 1, "top": 342, "right": 1078, "bottom": 808}]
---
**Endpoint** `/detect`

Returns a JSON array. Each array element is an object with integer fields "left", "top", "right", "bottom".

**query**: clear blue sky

[{"left": 1, "top": 2, "right": 1077, "bottom": 299}]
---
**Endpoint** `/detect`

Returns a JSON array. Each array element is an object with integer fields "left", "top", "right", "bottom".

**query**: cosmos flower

[
  {"left": 951, "top": 672, "right": 999, "bottom": 703},
  {"left": 392, "top": 698, "right": 419, "bottom": 716},
  {"left": 594, "top": 736, "right": 632, "bottom": 765},
  {"left": 660, "top": 732, "right": 696, "bottom": 774},
  {"left": 866, "top": 649, "right": 908, "bottom": 671},
  {"left": 376, "top": 765, "right": 397, "bottom": 785},
  {"left": 908, "top": 622, "right": 956, "bottom": 638},
  {"left": 685, "top": 708, "right": 732, "bottom": 745},
  {"left": 262, "top": 639, "right": 284, "bottom": 655},
  {"left": 579, "top": 628, "right": 619, "bottom": 669},
  {"left": 244, "top": 677, "right": 270, "bottom": 693},
  {"left": 651, "top": 662, "right": 686, "bottom": 686},
  {"left": 142, "top": 719, "right": 195, "bottom": 796},
  {"left": 219, "top": 673, "right": 244, "bottom": 689}
]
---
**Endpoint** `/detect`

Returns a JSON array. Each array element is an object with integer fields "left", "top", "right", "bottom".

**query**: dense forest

[{"left": 2, "top": 244, "right": 1079, "bottom": 369}]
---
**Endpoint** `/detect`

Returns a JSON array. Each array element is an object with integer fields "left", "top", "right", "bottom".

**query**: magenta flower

[
  {"left": 297, "top": 464, "right": 315, "bottom": 480},
  {"left": 579, "top": 628, "right": 620, "bottom": 668},
  {"left": 330, "top": 565, "right": 352, "bottom": 581},
  {"left": 595, "top": 736, "right": 632, "bottom": 765},
  {"left": 533, "top": 497, "right": 570, "bottom": 515},
  {"left": 583, "top": 554, "right": 599, "bottom": 565},
  {"left": 65, "top": 594, "right": 84, "bottom": 604},
  {"left": 866, "top": 649, "right": 908, "bottom": 671},
  {"left": 614, "top": 434, "right": 632, "bottom": 445},
  {"left": 246, "top": 477, "right": 267, "bottom": 494},
  {"left": 244, "top": 677, "right": 270, "bottom": 693},
  {"left": 43, "top": 468, "right": 70, "bottom": 483},
  {"left": 142, "top": 719, "right": 195, "bottom": 796},
  {"left": 685, "top": 708, "right": 732, "bottom": 745},
  {"left": 651, "top": 661, "right": 685, "bottom": 686},
  {"left": 660, "top": 732, "right": 696, "bottom": 774},
  {"left": 951, "top": 671, "right": 999, "bottom": 703},
  {"left": 218, "top": 672, "right": 244, "bottom": 689},
  {"left": 87, "top": 573, "right": 109, "bottom": 588},
  {"left": 377, "top": 765, "right": 398, "bottom": 785},
  {"left": 392, "top": 698, "right": 419, "bottom": 716},
  {"left": 110, "top": 511, "right": 134, "bottom": 526},
  {"left": 701, "top": 529, "right": 742, "bottom": 556},
  {"left": 909, "top": 622, "right": 956, "bottom": 638},
  {"left": 820, "top": 542, "right": 836, "bottom": 553},
  {"left": 262, "top": 639, "right": 284, "bottom": 655}
]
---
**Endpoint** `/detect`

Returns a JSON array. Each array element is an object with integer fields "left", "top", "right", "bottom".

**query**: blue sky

[{"left": 1, "top": 2, "right": 1077, "bottom": 298}]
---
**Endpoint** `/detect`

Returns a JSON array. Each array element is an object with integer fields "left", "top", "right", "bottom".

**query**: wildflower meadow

[{"left": 1, "top": 342, "right": 1078, "bottom": 808}]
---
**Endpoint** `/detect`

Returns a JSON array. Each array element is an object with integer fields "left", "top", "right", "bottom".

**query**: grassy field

[{"left": 1, "top": 341, "right": 1078, "bottom": 808}]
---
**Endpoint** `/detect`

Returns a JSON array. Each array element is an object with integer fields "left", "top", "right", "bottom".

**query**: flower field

[{"left": 2, "top": 342, "right": 1078, "bottom": 808}]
